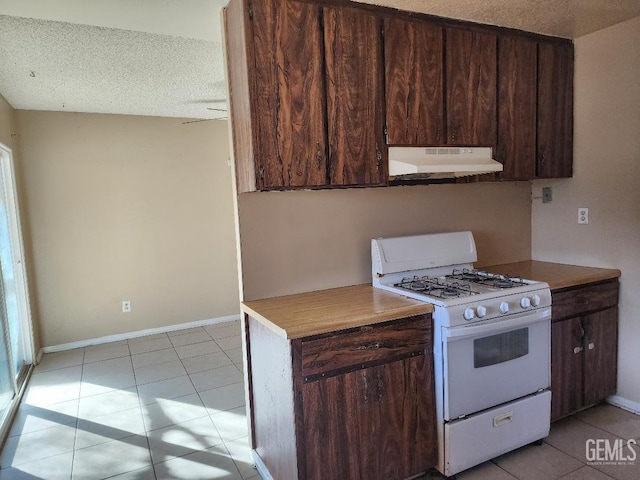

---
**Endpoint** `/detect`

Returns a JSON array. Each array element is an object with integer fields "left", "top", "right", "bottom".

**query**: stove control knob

[
  {"left": 463, "top": 308, "right": 476, "bottom": 321},
  {"left": 520, "top": 297, "right": 532, "bottom": 309},
  {"left": 476, "top": 305, "right": 487, "bottom": 318},
  {"left": 499, "top": 302, "right": 509, "bottom": 314},
  {"left": 531, "top": 294, "right": 541, "bottom": 307}
]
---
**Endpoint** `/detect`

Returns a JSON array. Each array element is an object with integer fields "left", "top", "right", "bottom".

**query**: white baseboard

[
  {"left": 41, "top": 314, "right": 241, "bottom": 354},
  {"left": 607, "top": 395, "right": 640, "bottom": 415}
]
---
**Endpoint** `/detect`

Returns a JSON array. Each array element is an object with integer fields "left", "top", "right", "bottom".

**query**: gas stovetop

[
  {"left": 371, "top": 232, "right": 551, "bottom": 327},
  {"left": 393, "top": 268, "right": 533, "bottom": 299}
]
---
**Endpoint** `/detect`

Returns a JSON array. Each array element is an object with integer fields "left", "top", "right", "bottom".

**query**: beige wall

[
  {"left": 15, "top": 111, "right": 239, "bottom": 346},
  {"left": 239, "top": 182, "right": 532, "bottom": 300},
  {"left": 532, "top": 16, "right": 640, "bottom": 405}
]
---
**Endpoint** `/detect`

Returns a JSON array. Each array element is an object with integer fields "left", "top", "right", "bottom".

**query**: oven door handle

[{"left": 444, "top": 307, "right": 551, "bottom": 339}]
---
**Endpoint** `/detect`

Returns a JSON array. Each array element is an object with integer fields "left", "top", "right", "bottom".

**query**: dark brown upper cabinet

[
  {"left": 537, "top": 42, "right": 574, "bottom": 178},
  {"left": 224, "top": 0, "right": 574, "bottom": 191},
  {"left": 226, "top": 0, "right": 327, "bottom": 192},
  {"left": 497, "top": 35, "right": 537, "bottom": 180},
  {"left": 324, "top": 6, "right": 387, "bottom": 186},
  {"left": 497, "top": 37, "right": 574, "bottom": 181},
  {"left": 445, "top": 28, "right": 497, "bottom": 146},
  {"left": 225, "top": 0, "right": 386, "bottom": 192},
  {"left": 384, "top": 18, "right": 444, "bottom": 145}
]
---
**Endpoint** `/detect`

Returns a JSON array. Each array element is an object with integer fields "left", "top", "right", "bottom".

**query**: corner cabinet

[
  {"left": 224, "top": 0, "right": 385, "bottom": 192},
  {"left": 537, "top": 42, "right": 574, "bottom": 178},
  {"left": 550, "top": 279, "right": 619, "bottom": 421},
  {"left": 245, "top": 314, "right": 437, "bottom": 480},
  {"left": 497, "top": 36, "right": 574, "bottom": 180}
]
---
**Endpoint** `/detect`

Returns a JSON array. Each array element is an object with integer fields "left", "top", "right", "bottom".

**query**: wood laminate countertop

[
  {"left": 241, "top": 284, "right": 433, "bottom": 340},
  {"left": 481, "top": 260, "right": 621, "bottom": 291}
]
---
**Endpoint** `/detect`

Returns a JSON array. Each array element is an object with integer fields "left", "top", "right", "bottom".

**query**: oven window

[{"left": 473, "top": 328, "right": 529, "bottom": 368}]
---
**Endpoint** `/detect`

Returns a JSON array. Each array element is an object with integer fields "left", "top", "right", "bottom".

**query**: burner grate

[
  {"left": 448, "top": 268, "right": 527, "bottom": 289},
  {"left": 394, "top": 275, "right": 478, "bottom": 299}
]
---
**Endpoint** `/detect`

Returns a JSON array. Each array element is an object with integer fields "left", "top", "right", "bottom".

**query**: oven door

[{"left": 442, "top": 307, "right": 551, "bottom": 421}]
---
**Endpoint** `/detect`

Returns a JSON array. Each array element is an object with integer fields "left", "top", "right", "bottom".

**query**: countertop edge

[{"left": 241, "top": 285, "right": 433, "bottom": 340}]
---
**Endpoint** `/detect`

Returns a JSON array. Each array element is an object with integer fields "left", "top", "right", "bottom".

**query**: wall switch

[
  {"left": 542, "top": 187, "right": 553, "bottom": 203},
  {"left": 578, "top": 208, "right": 589, "bottom": 224},
  {"left": 122, "top": 300, "right": 131, "bottom": 313}
]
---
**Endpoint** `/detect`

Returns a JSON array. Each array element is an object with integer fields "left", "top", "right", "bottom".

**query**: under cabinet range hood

[{"left": 389, "top": 147, "right": 503, "bottom": 179}]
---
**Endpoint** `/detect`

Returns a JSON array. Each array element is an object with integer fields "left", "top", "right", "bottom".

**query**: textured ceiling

[
  {"left": 357, "top": 0, "right": 640, "bottom": 39},
  {"left": 0, "top": 15, "right": 227, "bottom": 119},
  {"left": 0, "top": 0, "right": 229, "bottom": 120},
  {"left": 0, "top": 0, "right": 638, "bottom": 120}
]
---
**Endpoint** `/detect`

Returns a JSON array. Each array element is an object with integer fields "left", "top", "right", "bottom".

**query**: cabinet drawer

[
  {"left": 301, "top": 315, "right": 430, "bottom": 380},
  {"left": 552, "top": 280, "right": 618, "bottom": 321}
]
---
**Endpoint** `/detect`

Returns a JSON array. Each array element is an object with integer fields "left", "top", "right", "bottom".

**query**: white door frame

[{"left": 0, "top": 142, "right": 35, "bottom": 366}]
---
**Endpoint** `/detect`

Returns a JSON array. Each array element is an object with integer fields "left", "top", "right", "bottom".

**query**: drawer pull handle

[
  {"left": 574, "top": 346, "right": 583, "bottom": 354},
  {"left": 358, "top": 342, "right": 381, "bottom": 350},
  {"left": 493, "top": 411, "right": 513, "bottom": 427}
]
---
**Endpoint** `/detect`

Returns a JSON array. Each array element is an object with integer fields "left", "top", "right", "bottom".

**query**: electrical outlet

[
  {"left": 122, "top": 300, "right": 131, "bottom": 313},
  {"left": 578, "top": 208, "right": 589, "bottom": 225},
  {"left": 542, "top": 187, "right": 553, "bottom": 203}
]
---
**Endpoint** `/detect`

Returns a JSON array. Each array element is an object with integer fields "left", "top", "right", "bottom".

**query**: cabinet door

[
  {"left": 583, "top": 308, "right": 618, "bottom": 406},
  {"left": 537, "top": 42, "right": 573, "bottom": 178},
  {"left": 445, "top": 28, "right": 497, "bottom": 146},
  {"left": 497, "top": 36, "right": 537, "bottom": 180},
  {"left": 384, "top": 18, "right": 443, "bottom": 145},
  {"left": 248, "top": 0, "right": 327, "bottom": 189},
  {"left": 302, "top": 355, "right": 436, "bottom": 479},
  {"left": 551, "top": 318, "right": 584, "bottom": 421},
  {"left": 324, "top": 6, "right": 387, "bottom": 186}
]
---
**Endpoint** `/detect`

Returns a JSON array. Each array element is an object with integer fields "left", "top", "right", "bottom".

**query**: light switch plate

[{"left": 542, "top": 187, "right": 552, "bottom": 203}]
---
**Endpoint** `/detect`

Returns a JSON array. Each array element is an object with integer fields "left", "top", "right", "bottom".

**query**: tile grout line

[
  {"left": 69, "top": 346, "right": 88, "bottom": 480},
  {"left": 179, "top": 330, "right": 248, "bottom": 479},
  {"left": 8, "top": 322, "right": 247, "bottom": 479},
  {"left": 127, "top": 342, "right": 158, "bottom": 480}
]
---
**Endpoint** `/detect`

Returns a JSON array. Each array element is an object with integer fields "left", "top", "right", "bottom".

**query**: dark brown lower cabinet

[
  {"left": 245, "top": 314, "right": 437, "bottom": 480},
  {"left": 303, "top": 355, "right": 435, "bottom": 479},
  {"left": 551, "top": 280, "right": 619, "bottom": 421}
]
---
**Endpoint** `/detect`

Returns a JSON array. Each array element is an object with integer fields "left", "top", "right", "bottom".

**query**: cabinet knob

[
  {"left": 588, "top": 342, "right": 595, "bottom": 350},
  {"left": 574, "top": 346, "right": 583, "bottom": 354}
]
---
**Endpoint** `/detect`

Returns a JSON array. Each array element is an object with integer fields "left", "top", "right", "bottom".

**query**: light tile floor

[
  {"left": 2, "top": 318, "right": 640, "bottom": 480},
  {"left": 0, "top": 320, "right": 257, "bottom": 480}
]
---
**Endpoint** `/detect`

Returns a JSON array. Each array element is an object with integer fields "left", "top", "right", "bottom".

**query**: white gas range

[{"left": 372, "top": 231, "right": 552, "bottom": 477}]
